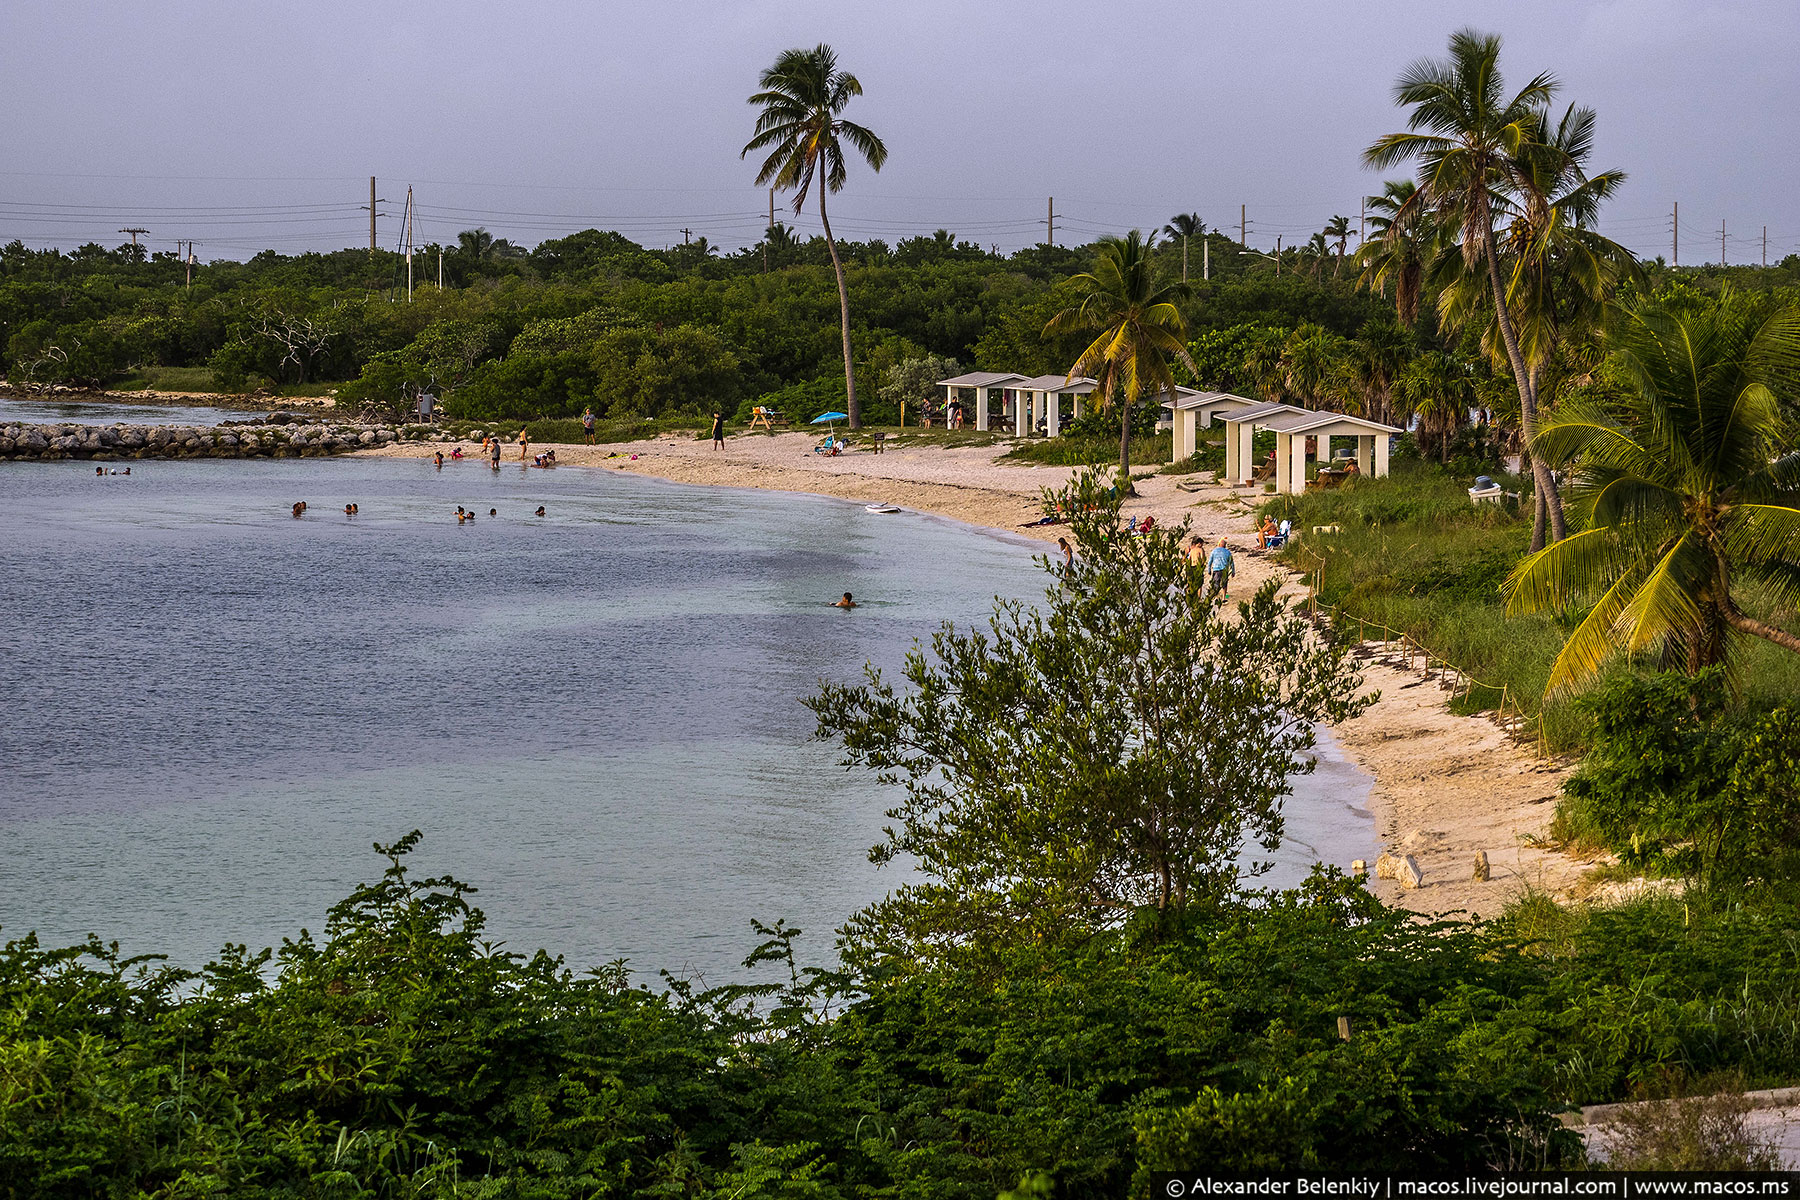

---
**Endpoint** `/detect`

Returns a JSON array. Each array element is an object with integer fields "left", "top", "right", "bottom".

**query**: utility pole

[
  {"left": 1275, "top": 234, "right": 1281, "bottom": 277},
  {"left": 1203, "top": 237, "right": 1210, "bottom": 281},
  {"left": 404, "top": 186, "right": 415, "bottom": 301},
  {"left": 119, "top": 226, "right": 148, "bottom": 248},
  {"left": 1763, "top": 225, "right": 1768, "bottom": 268},
  {"left": 680, "top": 227, "right": 692, "bottom": 246},
  {"left": 175, "top": 239, "right": 195, "bottom": 287},
  {"left": 362, "top": 177, "right": 386, "bottom": 257},
  {"left": 438, "top": 246, "right": 443, "bottom": 290},
  {"left": 1673, "top": 201, "right": 1679, "bottom": 266},
  {"left": 1720, "top": 218, "right": 1726, "bottom": 266},
  {"left": 765, "top": 188, "right": 774, "bottom": 274},
  {"left": 1240, "top": 204, "right": 1246, "bottom": 249},
  {"left": 1046, "top": 196, "right": 1056, "bottom": 247},
  {"left": 1359, "top": 197, "right": 1366, "bottom": 244}
]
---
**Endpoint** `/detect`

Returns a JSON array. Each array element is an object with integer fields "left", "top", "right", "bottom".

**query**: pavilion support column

[
  {"left": 1223, "top": 421, "right": 1237, "bottom": 480},
  {"left": 1374, "top": 432, "right": 1390, "bottom": 478},
  {"left": 1357, "top": 434, "right": 1374, "bottom": 477},
  {"left": 1273, "top": 429, "right": 1291, "bottom": 494},
  {"left": 1238, "top": 421, "right": 1256, "bottom": 486},
  {"left": 1047, "top": 390, "right": 1061, "bottom": 438},
  {"left": 1290, "top": 433, "right": 1310, "bottom": 495},
  {"left": 975, "top": 387, "right": 989, "bottom": 432}
]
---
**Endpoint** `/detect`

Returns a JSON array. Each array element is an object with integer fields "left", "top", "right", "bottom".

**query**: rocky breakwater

[{"left": 0, "top": 416, "right": 444, "bottom": 461}]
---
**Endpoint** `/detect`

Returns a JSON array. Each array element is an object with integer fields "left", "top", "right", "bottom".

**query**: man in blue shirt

[{"left": 1206, "top": 540, "right": 1236, "bottom": 599}]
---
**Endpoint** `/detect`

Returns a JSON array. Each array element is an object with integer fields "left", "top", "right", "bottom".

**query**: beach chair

[{"left": 812, "top": 434, "right": 843, "bottom": 456}]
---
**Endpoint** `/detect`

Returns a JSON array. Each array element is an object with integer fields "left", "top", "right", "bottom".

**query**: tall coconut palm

[
  {"left": 1323, "top": 215, "right": 1353, "bottom": 276},
  {"left": 1044, "top": 231, "right": 1195, "bottom": 479},
  {"left": 1431, "top": 101, "right": 1640, "bottom": 546},
  {"left": 1504, "top": 302, "right": 1800, "bottom": 695},
  {"left": 1163, "top": 212, "right": 1207, "bottom": 282},
  {"left": 1357, "top": 180, "right": 1435, "bottom": 326},
  {"left": 1395, "top": 350, "right": 1473, "bottom": 462},
  {"left": 743, "top": 44, "right": 888, "bottom": 428},
  {"left": 1364, "top": 29, "right": 1567, "bottom": 545}
]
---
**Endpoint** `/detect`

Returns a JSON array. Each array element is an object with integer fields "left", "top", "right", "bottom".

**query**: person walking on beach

[
  {"left": 582, "top": 407, "right": 596, "bottom": 445},
  {"left": 518, "top": 428, "right": 530, "bottom": 462},
  {"left": 1206, "top": 539, "right": 1236, "bottom": 599},
  {"left": 711, "top": 410, "right": 726, "bottom": 450}
]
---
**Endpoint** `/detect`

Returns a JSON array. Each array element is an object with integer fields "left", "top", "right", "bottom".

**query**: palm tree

[
  {"left": 1395, "top": 350, "right": 1473, "bottom": 462},
  {"left": 1431, "top": 101, "right": 1639, "bottom": 547},
  {"left": 1323, "top": 215, "right": 1353, "bottom": 276},
  {"left": 1504, "top": 302, "right": 1800, "bottom": 695},
  {"left": 1280, "top": 324, "right": 1346, "bottom": 407},
  {"left": 457, "top": 228, "right": 496, "bottom": 259},
  {"left": 1044, "top": 231, "right": 1195, "bottom": 479},
  {"left": 743, "top": 45, "right": 888, "bottom": 429},
  {"left": 1300, "top": 232, "right": 1331, "bottom": 279},
  {"left": 1357, "top": 180, "right": 1435, "bottom": 326},
  {"left": 1163, "top": 213, "right": 1207, "bottom": 282},
  {"left": 1364, "top": 29, "right": 1569, "bottom": 546}
]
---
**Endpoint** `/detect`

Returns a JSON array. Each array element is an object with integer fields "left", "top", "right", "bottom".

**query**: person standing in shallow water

[
  {"left": 711, "top": 410, "right": 725, "bottom": 450},
  {"left": 518, "top": 428, "right": 530, "bottom": 462},
  {"left": 489, "top": 437, "right": 502, "bottom": 471}
]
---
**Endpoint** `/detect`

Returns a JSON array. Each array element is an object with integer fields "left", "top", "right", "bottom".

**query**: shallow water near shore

[
  {"left": 0, "top": 392, "right": 260, "bottom": 428},
  {"left": 0, "top": 455, "right": 1376, "bottom": 978}
]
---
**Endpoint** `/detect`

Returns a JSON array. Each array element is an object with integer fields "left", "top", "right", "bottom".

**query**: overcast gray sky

[{"left": 3, "top": 0, "right": 1795, "bottom": 264}]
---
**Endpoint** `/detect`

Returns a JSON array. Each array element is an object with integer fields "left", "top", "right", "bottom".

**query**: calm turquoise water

[
  {"left": 0, "top": 455, "right": 1375, "bottom": 980},
  {"left": 0, "top": 392, "right": 258, "bottom": 427}
]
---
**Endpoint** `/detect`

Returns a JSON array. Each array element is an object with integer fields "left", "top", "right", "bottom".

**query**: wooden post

[{"left": 1336, "top": 1017, "right": 1351, "bottom": 1041}]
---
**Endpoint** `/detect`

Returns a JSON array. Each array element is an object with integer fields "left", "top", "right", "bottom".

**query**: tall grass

[
  {"left": 1261, "top": 465, "right": 1599, "bottom": 748},
  {"left": 1000, "top": 432, "right": 1172, "bottom": 467}
]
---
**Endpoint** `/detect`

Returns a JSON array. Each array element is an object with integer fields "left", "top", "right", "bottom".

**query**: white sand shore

[{"left": 359, "top": 429, "right": 1593, "bottom": 915}]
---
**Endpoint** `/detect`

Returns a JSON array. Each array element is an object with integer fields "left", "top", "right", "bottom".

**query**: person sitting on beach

[
  {"left": 544, "top": 448, "right": 556, "bottom": 465},
  {"left": 832, "top": 592, "right": 857, "bottom": 609},
  {"left": 535, "top": 505, "right": 547, "bottom": 517},
  {"left": 1258, "top": 517, "right": 1280, "bottom": 549}
]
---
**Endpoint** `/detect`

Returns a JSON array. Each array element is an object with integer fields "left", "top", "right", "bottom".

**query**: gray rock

[{"left": 358, "top": 430, "right": 377, "bottom": 445}]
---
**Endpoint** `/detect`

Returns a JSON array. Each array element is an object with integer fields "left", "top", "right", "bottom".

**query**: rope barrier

[{"left": 1293, "top": 545, "right": 1546, "bottom": 756}]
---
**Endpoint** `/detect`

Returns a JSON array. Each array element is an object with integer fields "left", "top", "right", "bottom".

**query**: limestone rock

[
  {"left": 1351, "top": 859, "right": 1367, "bottom": 878},
  {"left": 358, "top": 430, "right": 377, "bottom": 445},
  {"left": 1400, "top": 855, "right": 1424, "bottom": 889},
  {"left": 1473, "top": 850, "right": 1490, "bottom": 882},
  {"left": 1375, "top": 852, "right": 1401, "bottom": 880}
]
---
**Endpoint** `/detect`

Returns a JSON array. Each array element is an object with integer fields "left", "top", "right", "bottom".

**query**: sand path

[{"left": 359, "top": 429, "right": 1593, "bottom": 915}]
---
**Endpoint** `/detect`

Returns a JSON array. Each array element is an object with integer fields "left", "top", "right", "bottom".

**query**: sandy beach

[{"left": 360, "top": 428, "right": 1592, "bottom": 916}]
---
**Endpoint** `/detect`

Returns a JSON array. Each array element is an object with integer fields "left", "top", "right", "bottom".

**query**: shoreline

[{"left": 356, "top": 430, "right": 1595, "bottom": 916}]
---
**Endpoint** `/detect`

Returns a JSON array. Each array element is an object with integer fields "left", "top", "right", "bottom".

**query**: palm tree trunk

[
  {"left": 1182, "top": 237, "right": 1189, "bottom": 283},
  {"left": 1723, "top": 608, "right": 1800, "bottom": 655},
  {"left": 1119, "top": 405, "right": 1132, "bottom": 480},
  {"left": 816, "top": 175, "right": 860, "bottom": 429},
  {"left": 1476, "top": 190, "right": 1564, "bottom": 551}
]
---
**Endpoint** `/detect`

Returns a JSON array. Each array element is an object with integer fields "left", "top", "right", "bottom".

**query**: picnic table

[{"left": 747, "top": 406, "right": 792, "bottom": 434}]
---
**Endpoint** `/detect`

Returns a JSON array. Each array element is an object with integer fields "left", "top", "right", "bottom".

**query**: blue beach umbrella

[{"left": 810, "top": 411, "right": 849, "bottom": 424}]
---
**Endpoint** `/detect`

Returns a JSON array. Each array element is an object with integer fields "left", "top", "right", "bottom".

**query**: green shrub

[{"left": 1556, "top": 670, "right": 1800, "bottom": 887}]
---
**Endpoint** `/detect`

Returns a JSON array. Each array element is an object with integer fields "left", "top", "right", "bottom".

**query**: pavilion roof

[
  {"left": 937, "top": 371, "right": 1028, "bottom": 388},
  {"left": 1012, "top": 373, "right": 1099, "bottom": 393}
]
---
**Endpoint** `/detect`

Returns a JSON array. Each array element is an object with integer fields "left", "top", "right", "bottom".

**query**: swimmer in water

[
  {"left": 832, "top": 592, "right": 857, "bottom": 609},
  {"left": 534, "top": 505, "right": 546, "bottom": 517},
  {"left": 488, "top": 508, "right": 496, "bottom": 517},
  {"left": 292, "top": 501, "right": 306, "bottom": 518},
  {"left": 96, "top": 466, "right": 105, "bottom": 476}
]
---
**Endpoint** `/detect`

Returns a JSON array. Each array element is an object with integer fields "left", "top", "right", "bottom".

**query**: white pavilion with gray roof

[
  {"left": 1220, "top": 401, "right": 1403, "bottom": 494},
  {"left": 936, "top": 371, "right": 1027, "bottom": 432},
  {"left": 1157, "top": 388, "right": 1262, "bottom": 461},
  {"left": 1009, "top": 374, "right": 1099, "bottom": 438}
]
